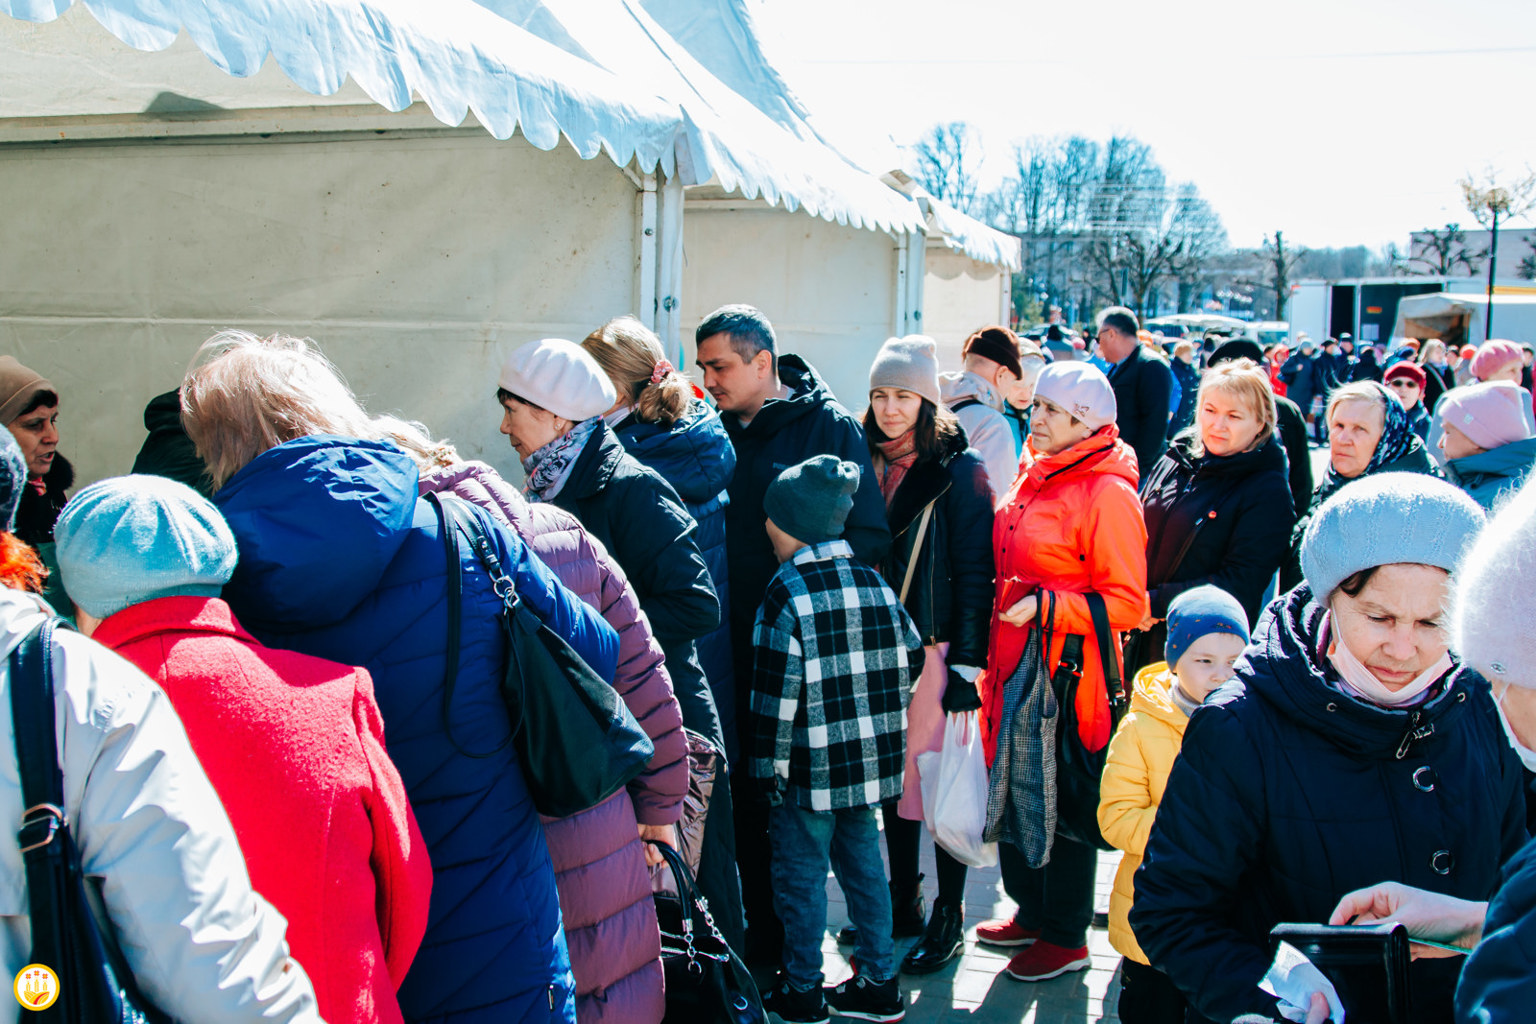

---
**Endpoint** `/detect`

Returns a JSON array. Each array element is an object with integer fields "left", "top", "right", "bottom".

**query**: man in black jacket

[
  {"left": 694, "top": 303, "right": 892, "bottom": 963},
  {"left": 1096, "top": 306, "right": 1174, "bottom": 483}
]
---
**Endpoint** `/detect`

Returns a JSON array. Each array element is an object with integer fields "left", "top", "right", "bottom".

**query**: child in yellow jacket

[{"left": 1098, "top": 586, "right": 1250, "bottom": 1024}]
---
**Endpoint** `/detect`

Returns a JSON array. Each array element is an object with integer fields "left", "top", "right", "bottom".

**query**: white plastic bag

[{"left": 917, "top": 712, "right": 998, "bottom": 868}]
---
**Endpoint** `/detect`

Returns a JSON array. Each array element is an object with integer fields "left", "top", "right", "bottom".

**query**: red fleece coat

[
  {"left": 96, "top": 596, "right": 431, "bottom": 1024},
  {"left": 979, "top": 427, "right": 1150, "bottom": 764}
]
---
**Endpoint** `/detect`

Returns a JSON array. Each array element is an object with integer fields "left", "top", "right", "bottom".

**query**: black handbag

[
  {"left": 1049, "top": 593, "right": 1128, "bottom": 851},
  {"left": 1269, "top": 923, "right": 1412, "bottom": 1024},
  {"left": 647, "top": 839, "right": 764, "bottom": 1024},
  {"left": 10, "top": 620, "right": 170, "bottom": 1023},
  {"left": 430, "top": 493, "right": 655, "bottom": 819}
]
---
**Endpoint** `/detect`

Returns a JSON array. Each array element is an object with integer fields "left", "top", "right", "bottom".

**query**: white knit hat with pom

[{"left": 1452, "top": 473, "right": 1536, "bottom": 689}]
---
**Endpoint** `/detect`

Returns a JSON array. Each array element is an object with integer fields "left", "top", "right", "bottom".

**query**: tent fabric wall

[
  {"left": 681, "top": 203, "right": 898, "bottom": 413},
  {"left": 0, "top": 130, "right": 638, "bottom": 486},
  {"left": 923, "top": 248, "right": 1011, "bottom": 373}
]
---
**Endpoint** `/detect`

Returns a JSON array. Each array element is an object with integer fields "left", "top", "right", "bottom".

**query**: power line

[{"left": 803, "top": 45, "right": 1536, "bottom": 65}]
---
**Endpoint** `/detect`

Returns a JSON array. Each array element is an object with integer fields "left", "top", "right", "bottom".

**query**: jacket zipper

[{"left": 1394, "top": 710, "right": 1434, "bottom": 760}]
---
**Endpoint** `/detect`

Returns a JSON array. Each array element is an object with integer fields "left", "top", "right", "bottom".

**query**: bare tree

[
  {"left": 1406, "top": 223, "right": 1486, "bottom": 275},
  {"left": 911, "top": 121, "right": 982, "bottom": 214},
  {"left": 1263, "top": 231, "right": 1306, "bottom": 320},
  {"left": 1518, "top": 239, "right": 1536, "bottom": 281},
  {"left": 1460, "top": 167, "right": 1536, "bottom": 338},
  {"left": 1167, "top": 186, "right": 1228, "bottom": 312}
]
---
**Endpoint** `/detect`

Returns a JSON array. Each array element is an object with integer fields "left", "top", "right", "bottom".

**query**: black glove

[{"left": 941, "top": 669, "right": 983, "bottom": 714}]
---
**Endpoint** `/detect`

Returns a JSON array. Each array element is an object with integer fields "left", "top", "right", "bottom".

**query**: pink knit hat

[
  {"left": 1437, "top": 380, "right": 1536, "bottom": 451},
  {"left": 1469, "top": 339, "right": 1524, "bottom": 382}
]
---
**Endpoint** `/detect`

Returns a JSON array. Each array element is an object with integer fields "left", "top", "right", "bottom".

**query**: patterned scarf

[
  {"left": 523, "top": 416, "right": 601, "bottom": 503},
  {"left": 876, "top": 431, "right": 918, "bottom": 507},
  {"left": 1313, "top": 383, "right": 1421, "bottom": 507}
]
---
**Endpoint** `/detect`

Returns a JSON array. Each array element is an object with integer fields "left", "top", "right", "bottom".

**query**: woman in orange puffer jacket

[{"left": 972, "top": 360, "right": 1149, "bottom": 987}]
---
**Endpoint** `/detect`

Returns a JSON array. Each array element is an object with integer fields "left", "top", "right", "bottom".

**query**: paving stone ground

[{"left": 768, "top": 836, "right": 1126, "bottom": 1023}]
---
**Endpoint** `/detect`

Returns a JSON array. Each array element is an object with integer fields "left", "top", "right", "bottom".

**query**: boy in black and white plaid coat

[{"left": 750, "top": 456, "right": 923, "bottom": 1024}]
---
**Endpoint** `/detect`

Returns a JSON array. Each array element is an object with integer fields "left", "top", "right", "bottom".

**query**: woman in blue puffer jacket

[
  {"left": 583, "top": 316, "right": 745, "bottom": 950},
  {"left": 182, "top": 331, "right": 618, "bottom": 1024}
]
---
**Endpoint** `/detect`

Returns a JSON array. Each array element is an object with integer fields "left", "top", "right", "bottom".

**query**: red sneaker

[
  {"left": 1003, "top": 940, "right": 1092, "bottom": 982},
  {"left": 973, "top": 918, "right": 1040, "bottom": 948}
]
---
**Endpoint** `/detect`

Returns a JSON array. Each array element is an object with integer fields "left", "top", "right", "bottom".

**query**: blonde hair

[
  {"left": 1173, "top": 340, "right": 1195, "bottom": 359},
  {"left": 582, "top": 316, "right": 691, "bottom": 428},
  {"left": 373, "top": 415, "right": 461, "bottom": 471},
  {"left": 1417, "top": 339, "right": 1446, "bottom": 365},
  {"left": 1325, "top": 380, "right": 1388, "bottom": 425},
  {"left": 1192, "top": 359, "right": 1277, "bottom": 455},
  {"left": 181, "top": 330, "right": 374, "bottom": 489}
]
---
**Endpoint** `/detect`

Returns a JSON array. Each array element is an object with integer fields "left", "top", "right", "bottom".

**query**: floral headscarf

[
  {"left": 1313, "top": 382, "right": 1423, "bottom": 507},
  {"left": 523, "top": 416, "right": 601, "bottom": 502}
]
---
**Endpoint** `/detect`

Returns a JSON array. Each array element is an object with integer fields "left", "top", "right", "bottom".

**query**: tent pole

[{"left": 638, "top": 173, "right": 659, "bottom": 330}]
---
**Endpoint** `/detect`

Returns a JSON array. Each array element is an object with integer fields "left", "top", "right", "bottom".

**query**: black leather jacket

[{"left": 879, "top": 428, "right": 996, "bottom": 668}]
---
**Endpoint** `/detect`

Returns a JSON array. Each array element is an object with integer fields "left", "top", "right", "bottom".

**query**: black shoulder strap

[
  {"left": 11, "top": 622, "right": 63, "bottom": 825},
  {"left": 425, "top": 493, "right": 463, "bottom": 711},
  {"left": 1085, "top": 594, "right": 1125, "bottom": 708},
  {"left": 950, "top": 397, "right": 983, "bottom": 413}
]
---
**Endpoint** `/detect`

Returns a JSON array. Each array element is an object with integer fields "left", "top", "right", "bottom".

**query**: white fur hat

[
  {"left": 499, "top": 338, "right": 617, "bottom": 423},
  {"left": 1452, "top": 473, "right": 1536, "bottom": 689}
]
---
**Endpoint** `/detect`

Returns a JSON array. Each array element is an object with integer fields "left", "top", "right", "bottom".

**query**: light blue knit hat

[
  {"left": 55, "top": 474, "right": 238, "bottom": 621},
  {"left": 1300, "top": 472, "right": 1486, "bottom": 597}
]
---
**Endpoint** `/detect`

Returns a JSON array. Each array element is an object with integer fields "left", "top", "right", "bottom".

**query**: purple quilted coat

[{"left": 419, "top": 460, "right": 687, "bottom": 1024}]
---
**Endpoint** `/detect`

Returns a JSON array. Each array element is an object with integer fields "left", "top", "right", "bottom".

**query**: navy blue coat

[
  {"left": 1457, "top": 835, "right": 1536, "bottom": 1022},
  {"left": 1131, "top": 585, "right": 1527, "bottom": 1024},
  {"left": 215, "top": 436, "right": 619, "bottom": 1024},
  {"left": 1107, "top": 345, "right": 1177, "bottom": 483},
  {"left": 617, "top": 400, "right": 735, "bottom": 687}
]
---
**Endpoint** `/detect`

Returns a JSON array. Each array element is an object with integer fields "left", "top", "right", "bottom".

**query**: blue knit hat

[
  {"left": 0, "top": 428, "right": 26, "bottom": 532},
  {"left": 1164, "top": 586, "right": 1250, "bottom": 670},
  {"left": 1300, "top": 472, "right": 1486, "bottom": 598},
  {"left": 764, "top": 455, "right": 860, "bottom": 544},
  {"left": 55, "top": 475, "right": 238, "bottom": 621}
]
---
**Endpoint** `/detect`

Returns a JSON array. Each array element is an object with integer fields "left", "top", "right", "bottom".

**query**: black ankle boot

[
  {"left": 836, "top": 875, "right": 926, "bottom": 944},
  {"left": 901, "top": 902, "right": 965, "bottom": 975}
]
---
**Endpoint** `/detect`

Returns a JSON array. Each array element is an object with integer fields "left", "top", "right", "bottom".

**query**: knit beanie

[
  {"left": 1383, "top": 361, "right": 1427, "bottom": 389},
  {"left": 1470, "top": 340, "right": 1524, "bottom": 382},
  {"left": 54, "top": 475, "right": 238, "bottom": 621},
  {"left": 1453, "top": 473, "right": 1536, "bottom": 688},
  {"left": 1164, "top": 586, "right": 1250, "bottom": 670},
  {"left": 1300, "top": 472, "right": 1486, "bottom": 598},
  {"left": 1208, "top": 339, "right": 1264, "bottom": 367},
  {"left": 499, "top": 339, "right": 617, "bottom": 423},
  {"left": 1460, "top": 344, "right": 1478, "bottom": 360},
  {"left": 764, "top": 455, "right": 860, "bottom": 545},
  {"left": 1033, "top": 361, "right": 1117, "bottom": 430},
  {"left": 869, "top": 335, "right": 941, "bottom": 406},
  {"left": 962, "top": 326, "right": 1023, "bottom": 379},
  {"left": 0, "top": 357, "right": 55, "bottom": 426},
  {"left": 0, "top": 428, "right": 26, "bottom": 532},
  {"left": 1437, "top": 381, "right": 1536, "bottom": 452}
]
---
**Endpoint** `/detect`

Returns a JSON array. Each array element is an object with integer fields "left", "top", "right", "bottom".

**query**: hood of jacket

[
  {"left": 724, "top": 354, "right": 839, "bottom": 440},
  {"left": 1448, "top": 436, "right": 1536, "bottom": 484},
  {"left": 1019, "top": 425, "right": 1139, "bottom": 494},
  {"left": 617, "top": 398, "right": 735, "bottom": 505},
  {"left": 1231, "top": 583, "right": 1475, "bottom": 760},
  {"left": 939, "top": 370, "right": 1004, "bottom": 413},
  {"left": 141, "top": 389, "right": 184, "bottom": 433},
  {"left": 1130, "top": 665, "right": 1191, "bottom": 734},
  {"left": 213, "top": 435, "right": 420, "bottom": 633}
]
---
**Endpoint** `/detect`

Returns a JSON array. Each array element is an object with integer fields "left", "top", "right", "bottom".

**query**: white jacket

[
  {"left": 939, "top": 370, "right": 1020, "bottom": 503},
  {"left": 0, "top": 587, "right": 322, "bottom": 1023}
]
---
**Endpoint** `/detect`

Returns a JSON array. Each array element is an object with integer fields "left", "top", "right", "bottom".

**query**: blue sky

[{"left": 752, "top": 0, "right": 1536, "bottom": 251}]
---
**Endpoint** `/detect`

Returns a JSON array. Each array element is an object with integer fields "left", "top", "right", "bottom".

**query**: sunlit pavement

[{"left": 814, "top": 841, "right": 1125, "bottom": 1023}]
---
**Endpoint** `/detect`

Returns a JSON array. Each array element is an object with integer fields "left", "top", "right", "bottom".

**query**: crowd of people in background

[{"left": 0, "top": 300, "right": 1531, "bottom": 1024}]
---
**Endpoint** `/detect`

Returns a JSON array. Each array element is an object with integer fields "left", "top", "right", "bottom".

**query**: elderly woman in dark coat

[{"left": 1132, "top": 474, "right": 1526, "bottom": 1024}]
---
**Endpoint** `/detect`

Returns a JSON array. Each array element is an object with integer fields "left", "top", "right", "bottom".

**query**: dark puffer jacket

[
  {"left": 616, "top": 398, "right": 736, "bottom": 740},
  {"left": 551, "top": 423, "right": 720, "bottom": 734},
  {"left": 13, "top": 449, "right": 71, "bottom": 547},
  {"left": 216, "top": 436, "right": 620, "bottom": 1024},
  {"left": 130, "top": 389, "right": 213, "bottom": 497},
  {"left": 720, "top": 355, "right": 891, "bottom": 699},
  {"left": 1456, "top": 835, "right": 1536, "bottom": 1022},
  {"left": 880, "top": 426, "right": 995, "bottom": 668},
  {"left": 1131, "top": 586, "right": 1527, "bottom": 1024},
  {"left": 1139, "top": 430, "right": 1294, "bottom": 633}
]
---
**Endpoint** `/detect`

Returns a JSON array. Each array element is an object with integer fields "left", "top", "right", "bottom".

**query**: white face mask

[
  {"left": 1326, "top": 615, "right": 1452, "bottom": 708},
  {"left": 1493, "top": 687, "right": 1536, "bottom": 773}
]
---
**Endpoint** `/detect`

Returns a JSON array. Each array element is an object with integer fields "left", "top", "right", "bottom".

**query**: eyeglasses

[{"left": 1386, "top": 379, "right": 1418, "bottom": 387}]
